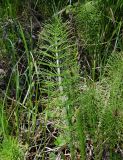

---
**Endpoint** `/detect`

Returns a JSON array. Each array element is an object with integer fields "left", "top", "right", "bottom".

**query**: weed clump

[{"left": 0, "top": 136, "right": 23, "bottom": 160}]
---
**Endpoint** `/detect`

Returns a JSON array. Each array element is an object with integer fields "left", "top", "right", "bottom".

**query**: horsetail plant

[{"left": 36, "top": 15, "right": 84, "bottom": 159}]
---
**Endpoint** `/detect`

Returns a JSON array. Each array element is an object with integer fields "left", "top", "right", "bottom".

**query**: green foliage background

[{"left": 0, "top": 0, "right": 123, "bottom": 159}]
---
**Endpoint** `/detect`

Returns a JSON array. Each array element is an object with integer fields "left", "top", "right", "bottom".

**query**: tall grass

[{"left": 0, "top": 2, "right": 38, "bottom": 157}]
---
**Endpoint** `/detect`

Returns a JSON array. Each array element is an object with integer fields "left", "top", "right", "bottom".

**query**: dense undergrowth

[{"left": 0, "top": 0, "right": 123, "bottom": 159}]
